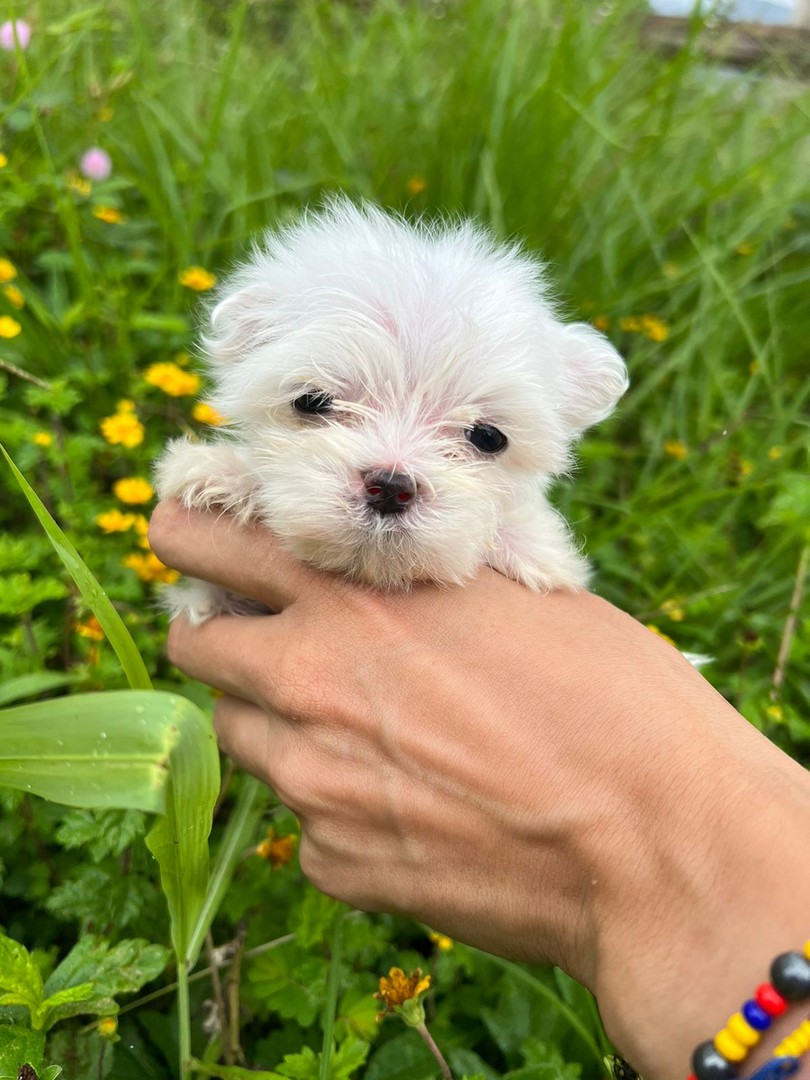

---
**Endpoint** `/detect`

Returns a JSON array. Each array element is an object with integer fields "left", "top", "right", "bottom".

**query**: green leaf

[
  {"left": 44, "top": 936, "right": 169, "bottom": 1001},
  {"left": 248, "top": 944, "right": 328, "bottom": 1028},
  {"left": 0, "top": 443, "right": 151, "bottom": 690},
  {"left": 186, "top": 775, "right": 268, "bottom": 966},
  {"left": 0, "top": 690, "right": 205, "bottom": 812},
  {"left": 0, "top": 573, "right": 68, "bottom": 617},
  {"left": 0, "top": 1024, "right": 45, "bottom": 1076},
  {"left": 518, "top": 1037, "right": 582, "bottom": 1079},
  {"left": 0, "top": 672, "right": 78, "bottom": 708},
  {"left": 55, "top": 809, "right": 146, "bottom": 862},
  {"left": 39, "top": 983, "right": 95, "bottom": 1032},
  {"left": 364, "top": 1028, "right": 437, "bottom": 1080},
  {"left": 0, "top": 936, "right": 45, "bottom": 1029},
  {"left": 145, "top": 694, "right": 219, "bottom": 969}
]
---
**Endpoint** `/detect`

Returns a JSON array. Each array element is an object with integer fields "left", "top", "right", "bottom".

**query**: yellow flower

[
  {"left": 113, "top": 477, "right": 154, "bottom": 504},
  {"left": 428, "top": 931, "right": 454, "bottom": 952},
  {"left": 255, "top": 827, "right": 298, "bottom": 869},
  {"left": 100, "top": 409, "right": 145, "bottom": 448},
  {"left": 75, "top": 616, "right": 105, "bottom": 641},
  {"left": 0, "top": 258, "right": 17, "bottom": 284},
  {"left": 179, "top": 265, "right": 216, "bottom": 291},
  {"left": 4, "top": 284, "right": 24, "bottom": 309},
  {"left": 132, "top": 514, "right": 151, "bottom": 548},
  {"left": 95, "top": 509, "right": 138, "bottom": 533},
  {"left": 766, "top": 704, "right": 784, "bottom": 722},
  {"left": 619, "top": 315, "right": 641, "bottom": 333},
  {"left": 192, "top": 401, "right": 225, "bottom": 425},
  {"left": 99, "top": 106, "right": 114, "bottom": 122},
  {"left": 97, "top": 1016, "right": 118, "bottom": 1038},
  {"left": 375, "top": 968, "right": 431, "bottom": 1024},
  {"left": 641, "top": 314, "right": 669, "bottom": 342},
  {"left": 0, "top": 153, "right": 7, "bottom": 168},
  {"left": 67, "top": 172, "right": 92, "bottom": 197},
  {"left": 122, "top": 551, "right": 180, "bottom": 584},
  {"left": 592, "top": 315, "right": 610, "bottom": 331},
  {"left": 117, "top": 398, "right": 136, "bottom": 412},
  {"left": 738, "top": 459, "right": 754, "bottom": 479},
  {"left": 664, "top": 439, "right": 688, "bottom": 461},
  {"left": 405, "top": 176, "right": 428, "bottom": 197},
  {"left": 144, "top": 361, "right": 201, "bottom": 397},
  {"left": 32, "top": 432, "right": 53, "bottom": 447},
  {"left": 662, "top": 261, "right": 680, "bottom": 279},
  {"left": 661, "top": 599, "right": 685, "bottom": 622},
  {"left": 736, "top": 241, "right": 754, "bottom": 256},
  {"left": 646, "top": 624, "right": 676, "bottom": 647},
  {"left": 92, "top": 205, "right": 123, "bottom": 224},
  {"left": 0, "top": 315, "right": 21, "bottom": 338},
  {"left": 768, "top": 446, "right": 783, "bottom": 461}
]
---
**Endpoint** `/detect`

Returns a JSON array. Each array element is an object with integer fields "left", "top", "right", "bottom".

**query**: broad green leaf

[
  {"left": 248, "top": 944, "right": 328, "bottom": 1028},
  {"left": 39, "top": 984, "right": 95, "bottom": 1032},
  {"left": 0, "top": 691, "right": 207, "bottom": 812},
  {"left": 0, "top": 443, "right": 151, "bottom": 690},
  {"left": 0, "top": 672, "right": 78, "bottom": 708},
  {"left": 44, "top": 936, "right": 169, "bottom": 1000},
  {"left": 145, "top": 694, "right": 219, "bottom": 969},
  {"left": 0, "top": 936, "right": 44, "bottom": 1027},
  {"left": 41, "top": 1067, "right": 63, "bottom": 1080},
  {"left": 0, "top": 1024, "right": 45, "bottom": 1076}
]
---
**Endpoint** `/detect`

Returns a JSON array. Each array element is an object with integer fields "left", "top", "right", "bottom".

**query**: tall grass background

[{"left": 0, "top": 0, "right": 808, "bottom": 1076}]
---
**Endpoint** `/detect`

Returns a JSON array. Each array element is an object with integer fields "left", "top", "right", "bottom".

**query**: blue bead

[
  {"left": 743, "top": 999, "right": 772, "bottom": 1031},
  {"left": 692, "top": 1041, "right": 740, "bottom": 1080},
  {"left": 770, "top": 952, "right": 810, "bottom": 1002}
]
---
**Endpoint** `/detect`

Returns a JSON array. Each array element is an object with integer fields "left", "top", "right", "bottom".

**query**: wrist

[{"left": 589, "top": 717, "right": 810, "bottom": 1079}]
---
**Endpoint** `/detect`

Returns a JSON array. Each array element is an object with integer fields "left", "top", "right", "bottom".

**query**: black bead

[
  {"left": 770, "top": 951, "right": 810, "bottom": 1001},
  {"left": 692, "top": 1041, "right": 739, "bottom": 1080}
]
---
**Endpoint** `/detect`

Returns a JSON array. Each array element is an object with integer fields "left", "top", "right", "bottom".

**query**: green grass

[{"left": 0, "top": 0, "right": 808, "bottom": 1076}]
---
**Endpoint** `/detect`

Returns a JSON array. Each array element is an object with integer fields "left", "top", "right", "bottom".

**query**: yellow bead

[
  {"left": 803, "top": 940, "right": 810, "bottom": 961},
  {"left": 727, "top": 1013, "right": 760, "bottom": 1048},
  {"left": 715, "top": 1029, "right": 748, "bottom": 1063}
]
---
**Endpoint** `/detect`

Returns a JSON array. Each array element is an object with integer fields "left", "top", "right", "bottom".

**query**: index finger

[{"left": 148, "top": 500, "right": 322, "bottom": 611}]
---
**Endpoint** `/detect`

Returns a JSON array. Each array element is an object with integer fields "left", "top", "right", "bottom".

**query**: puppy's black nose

[{"left": 363, "top": 471, "right": 417, "bottom": 515}]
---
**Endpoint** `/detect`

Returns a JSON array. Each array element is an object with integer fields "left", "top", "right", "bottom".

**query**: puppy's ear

[
  {"left": 204, "top": 286, "right": 279, "bottom": 365},
  {"left": 557, "top": 322, "right": 629, "bottom": 433}
]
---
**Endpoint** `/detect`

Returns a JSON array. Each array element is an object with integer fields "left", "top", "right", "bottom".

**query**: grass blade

[{"left": 1, "top": 443, "right": 152, "bottom": 690}]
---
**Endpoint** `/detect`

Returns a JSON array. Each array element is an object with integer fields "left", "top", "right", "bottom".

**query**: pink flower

[
  {"left": 80, "top": 147, "right": 112, "bottom": 182},
  {"left": 0, "top": 20, "right": 32, "bottom": 51}
]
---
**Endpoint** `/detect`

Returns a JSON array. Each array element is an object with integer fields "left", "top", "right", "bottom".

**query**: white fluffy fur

[{"left": 155, "top": 198, "right": 628, "bottom": 623}]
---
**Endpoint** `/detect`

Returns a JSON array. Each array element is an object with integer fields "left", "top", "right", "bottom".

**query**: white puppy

[{"left": 155, "top": 198, "right": 628, "bottom": 623}]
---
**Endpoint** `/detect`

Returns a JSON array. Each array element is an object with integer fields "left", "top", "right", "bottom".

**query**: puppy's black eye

[
  {"left": 465, "top": 423, "right": 508, "bottom": 454},
  {"left": 293, "top": 390, "right": 333, "bottom": 415}
]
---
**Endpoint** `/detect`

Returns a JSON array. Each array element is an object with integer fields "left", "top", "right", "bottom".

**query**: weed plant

[{"left": 0, "top": 0, "right": 808, "bottom": 1077}]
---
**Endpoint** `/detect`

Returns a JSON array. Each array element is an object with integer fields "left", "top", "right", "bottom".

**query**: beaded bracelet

[
  {"left": 688, "top": 943, "right": 810, "bottom": 1080},
  {"left": 743, "top": 1011, "right": 810, "bottom": 1080}
]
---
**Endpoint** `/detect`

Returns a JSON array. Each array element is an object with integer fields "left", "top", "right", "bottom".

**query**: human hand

[{"left": 149, "top": 500, "right": 810, "bottom": 1079}]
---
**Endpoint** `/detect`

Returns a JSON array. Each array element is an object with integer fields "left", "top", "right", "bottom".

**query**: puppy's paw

[
  {"left": 488, "top": 499, "right": 591, "bottom": 592},
  {"left": 161, "top": 578, "right": 271, "bottom": 626},
  {"left": 154, "top": 437, "right": 259, "bottom": 525}
]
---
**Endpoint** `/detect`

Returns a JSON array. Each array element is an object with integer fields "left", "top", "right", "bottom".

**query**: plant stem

[
  {"left": 416, "top": 1023, "right": 452, "bottom": 1080},
  {"left": 771, "top": 542, "right": 808, "bottom": 701},
  {"left": 319, "top": 912, "right": 345, "bottom": 1080},
  {"left": 178, "top": 960, "right": 191, "bottom": 1076}
]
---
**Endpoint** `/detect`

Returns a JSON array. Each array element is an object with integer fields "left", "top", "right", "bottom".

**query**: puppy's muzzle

[{"left": 362, "top": 470, "right": 417, "bottom": 516}]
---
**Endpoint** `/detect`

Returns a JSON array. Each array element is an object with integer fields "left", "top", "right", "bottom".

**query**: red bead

[{"left": 754, "top": 983, "right": 788, "bottom": 1017}]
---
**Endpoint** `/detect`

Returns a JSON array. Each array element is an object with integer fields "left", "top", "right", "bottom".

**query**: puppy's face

[{"left": 203, "top": 202, "right": 627, "bottom": 587}]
